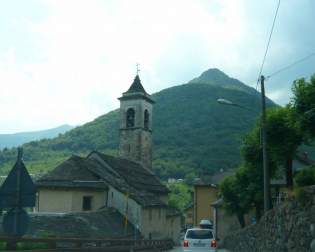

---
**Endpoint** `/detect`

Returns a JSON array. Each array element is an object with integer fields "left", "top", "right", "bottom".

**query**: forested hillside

[{"left": 0, "top": 69, "right": 276, "bottom": 179}]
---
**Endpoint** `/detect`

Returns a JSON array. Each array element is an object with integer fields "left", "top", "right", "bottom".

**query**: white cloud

[{"left": 0, "top": 0, "right": 314, "bottom": 133}]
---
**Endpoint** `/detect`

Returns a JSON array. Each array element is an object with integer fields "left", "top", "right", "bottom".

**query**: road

[{"left": 169, "top": 247, "right": 229, "bottom": 251}]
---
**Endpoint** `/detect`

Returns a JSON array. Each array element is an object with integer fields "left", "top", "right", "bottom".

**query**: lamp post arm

[{"left": 217, "top": 98, "right": 257, "bottom": 113}]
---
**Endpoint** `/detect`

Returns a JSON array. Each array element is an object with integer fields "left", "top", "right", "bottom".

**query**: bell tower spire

[{"left": 118, "top": 73, "right": 154, "bottom": 169}]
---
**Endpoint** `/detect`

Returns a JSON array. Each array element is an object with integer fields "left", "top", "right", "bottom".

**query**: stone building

[{"left": 36, "top": 75, "right": 181, "bottom": 241}]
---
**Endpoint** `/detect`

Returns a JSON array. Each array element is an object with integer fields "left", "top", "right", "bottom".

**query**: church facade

[{"left": 35, "top": 75, "right": 181, "bottom": 241}]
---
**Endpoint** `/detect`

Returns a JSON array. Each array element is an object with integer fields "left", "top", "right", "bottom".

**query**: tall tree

[
  {"left": 292, "top": 75, "right": 315, "bottom": 140},
  {"left": 220, "top": 174, "right": 249, "bottom": 227},
  {"left": 266, "top": 107, "right": 302, "bottom": 187}
]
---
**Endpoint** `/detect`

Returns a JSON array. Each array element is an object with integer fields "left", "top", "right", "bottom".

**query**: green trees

[
  {"left": 291, "top": 75, "right": 315, "bottom": 139},
  {"left": 266, "top": 107, "right": 302, "bottom": 187},
  {"left": 221, "top": 106, "right": 304, "bottom": 224},
  {"left": 291, "top": 75, "right": 315, "bottom": 187},
  {"left": 167, "top": 182, "right": 192, "bottom": 211},
  {"left": 295, "top": 165, "right": 315, "bottom": 186},
  {"left": 220, "top": 172, "right": 250, "bottom": 227},
  {"left": 220, "top": 74, "right": 315, "bottom": 226}
]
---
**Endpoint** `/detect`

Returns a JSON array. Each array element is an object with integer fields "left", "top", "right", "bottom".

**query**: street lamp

[
  {"left": 217, "top": 98, "right": 255, "bottom": 112},
  {"left": 217, "top": 75, "right": 271, "bottom": 213}
]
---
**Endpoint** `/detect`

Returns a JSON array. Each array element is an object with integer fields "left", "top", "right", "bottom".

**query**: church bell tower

[{"left": 118, "top": 74, "right": 154, "bottom": 169}]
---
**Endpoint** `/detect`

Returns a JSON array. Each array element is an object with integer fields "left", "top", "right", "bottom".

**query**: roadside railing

[{"left": 0, "top": 236, "right": 174, "bottom": 251}]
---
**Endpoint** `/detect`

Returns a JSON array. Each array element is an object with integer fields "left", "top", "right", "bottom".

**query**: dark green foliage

[
  {"left": 221, "top": 74, "right": 315, "bottom": 223},
  {"left": 294, "top": 187, "right": 313, "bottom": 207},
  {"left": 0, "top": 69, "right": 275, "bottom": 178},
  {"left": 267, "top": 107, "right": 302, "bottom": 162},
  {"left": 220, "top": 173, "right": 250, "bottom": 227},
  {"left": 291, "top": 75, "right": 315, "bottom": 139},
  {"left": 295, "top": 165, "right": 315, "bottom": 186}
]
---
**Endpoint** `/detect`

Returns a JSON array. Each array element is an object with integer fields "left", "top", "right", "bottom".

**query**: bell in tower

[{"left": 118, "top": 74, "right": 154, "bottom": 169}]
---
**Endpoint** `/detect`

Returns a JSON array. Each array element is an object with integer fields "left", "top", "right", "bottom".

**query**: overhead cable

[
  {"left": 266, "top": 52, "right": 315, "bottom": 79},
  {"left": 256, "top": 0, "right": 281, "bottom": 90}
]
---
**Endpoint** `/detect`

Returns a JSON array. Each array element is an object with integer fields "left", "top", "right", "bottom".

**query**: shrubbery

[{"left": 295, "top": 165, "right": 315, "bottom": 186}]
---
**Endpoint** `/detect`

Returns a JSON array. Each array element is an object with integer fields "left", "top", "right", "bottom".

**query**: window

[
  {"left": 144, "top": 110, "right": 149, "bottom": 129},
  {"left": 126, "top": 108, "right": 135, "bottom": 128},
  {"left": 82, "top": 196, "right": 93, "bottom": 211},
  {"left": 186, "top": 229, "right": 213, "bottom": 239}
]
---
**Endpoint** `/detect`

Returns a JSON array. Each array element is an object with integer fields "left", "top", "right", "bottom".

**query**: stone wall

[{"left": 223, "top": 186, "right": 315, "bottom": 252}]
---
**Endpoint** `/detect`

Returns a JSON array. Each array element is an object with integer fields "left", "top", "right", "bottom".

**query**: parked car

[
  {"left": 199, "top": 219, "right": 213, "bottom": 230},
  {"left": 183, "top": 228, "right": 217, "bottom": 251}
]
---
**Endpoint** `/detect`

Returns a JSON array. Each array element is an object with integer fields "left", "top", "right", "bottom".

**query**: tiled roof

[
  {"left": 36, "top": 155, "right": 107, "bottom": 190},
  {"left": 36, "top": 152, "right": 168, "bottom": 207},
  {"left": 193, "top": 170, "right": 235, "bottom": 186},
  {"left": 89, "top": 151, "right": 169, "bottom": 194},
  {"left": 125, "top": 75, "right": 146, "bottom": 94},
  {"left": 87, "top": 151, "right": 168, "bottom": 207}
]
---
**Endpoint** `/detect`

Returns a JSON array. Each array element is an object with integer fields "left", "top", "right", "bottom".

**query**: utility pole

[{"left": 260, "top": 75, "right": 271, "bottom": 212}]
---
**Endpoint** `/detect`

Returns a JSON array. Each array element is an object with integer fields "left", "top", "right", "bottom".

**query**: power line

[
  {"left": 266, "top": 52, "right": 315, "bottom": 79},
  {"left": 256, "top": 0, "right": 281, "bottom": 90}
]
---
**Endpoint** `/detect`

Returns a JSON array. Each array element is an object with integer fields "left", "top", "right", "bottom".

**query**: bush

[
  {"left": 295, "top": 166, "right": 315, "bottom": 186},
  {"left": 294, "top": 187, "right": 311, "bottom": 207}
]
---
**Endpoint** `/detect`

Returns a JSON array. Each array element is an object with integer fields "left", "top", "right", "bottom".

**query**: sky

[{"left": 0, "top": 0, "right": 314, "bottom": 133}]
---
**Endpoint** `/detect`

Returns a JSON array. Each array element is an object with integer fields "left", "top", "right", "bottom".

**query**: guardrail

[{"left": 0, "top": 236, "right": 174, "bottom": 251}]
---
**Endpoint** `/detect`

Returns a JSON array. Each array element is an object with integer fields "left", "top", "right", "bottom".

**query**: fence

[{"left": 0, "top": 236, "right": 174, "bottom": 251}]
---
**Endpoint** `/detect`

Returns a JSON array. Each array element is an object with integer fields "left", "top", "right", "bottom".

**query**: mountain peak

[
  {"left": 189, "top": 68, "right": 255, "bottom": 95},
  {"left": 200, "top": 68, "right": 229, "bottom": 79},
  {"left": 189, "top": 68, "right": 229, "bottom": 84}
]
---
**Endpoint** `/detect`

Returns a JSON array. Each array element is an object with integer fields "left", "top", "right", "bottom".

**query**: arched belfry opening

[
  {"left": 144, "top": 110, "right": 149, "bottom": 130},
  {"left": 126, "top": 108, "right": 135, "bottom": 128}
]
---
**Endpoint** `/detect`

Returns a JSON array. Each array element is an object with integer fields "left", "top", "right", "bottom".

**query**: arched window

[
  {"left": 144, "top": 110, "right": 149, "bottom": 130},
  {"left": 126, "top": 108, "right": 135, "bottom": 128}
]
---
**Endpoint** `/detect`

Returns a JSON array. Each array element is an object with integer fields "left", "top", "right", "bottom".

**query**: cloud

[{"left": 0, "top": 0, "right": 314, "bottom": 133}]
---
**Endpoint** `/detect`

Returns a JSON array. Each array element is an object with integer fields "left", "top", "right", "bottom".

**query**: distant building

[
  {"left": 193, "top": 181, "right": 218, "bottom": 226},
  {"left": 36, "top": 75, "right": 181, "bottom": 241},
  {"left": 182, "top": 170, "right": 243, "bottom": 240}
]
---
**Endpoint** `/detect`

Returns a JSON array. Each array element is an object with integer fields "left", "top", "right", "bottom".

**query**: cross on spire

[{"left": 136, "top": 63, "right": 140, "bottom": 76}]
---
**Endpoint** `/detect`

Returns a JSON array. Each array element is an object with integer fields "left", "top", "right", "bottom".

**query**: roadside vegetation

[
  {"left": 167, "top": 182, "right": 192, "bottom": 211},
  {"left": 220, "top": 75, "right": 315, "bottom": 227}
]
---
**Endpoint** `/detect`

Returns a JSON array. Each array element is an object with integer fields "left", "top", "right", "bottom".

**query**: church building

[{"left": 35, "top": 75, "right": 181, "bottom": 241}]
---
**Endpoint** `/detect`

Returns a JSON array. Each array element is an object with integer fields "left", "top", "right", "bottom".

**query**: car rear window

[{"left": 186, "top": 229, "right": 213, "bottom": 239}]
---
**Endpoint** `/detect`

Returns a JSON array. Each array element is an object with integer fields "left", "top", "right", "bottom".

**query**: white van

[{"left": 183, "top": 228, "right": 217, "bottom": 252}]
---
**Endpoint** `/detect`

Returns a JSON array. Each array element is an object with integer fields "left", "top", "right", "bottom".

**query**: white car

[
  {"left": 183, "top": 228, "right": 217, "bottom": 252},
  {"left": 199, "top": 219, "right": 213, "bottom": 230}
]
